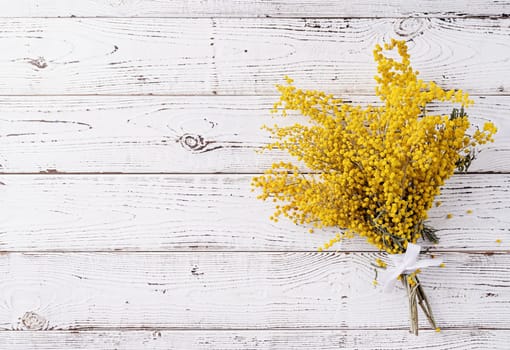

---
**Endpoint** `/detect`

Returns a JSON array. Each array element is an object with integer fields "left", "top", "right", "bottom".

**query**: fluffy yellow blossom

[
  {"left": 446, "top": 214, "right": 453, "bottom": 219},
  {"left": 406, "top": 269, "right": 422, "bottom": 287},
  {"left": 252, "top": 39, "right": 497, "bottom": 254},
  {"left": 375, "top": 258, "right": 387, "bottom": 268},
  {"left": 407, "top": 276, "right": 417, "bottom": 287}
]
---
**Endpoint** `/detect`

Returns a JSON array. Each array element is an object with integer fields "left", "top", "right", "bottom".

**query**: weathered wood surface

[
  {"left": 1, "top": 1, "right": 509, "bottom": 18},
  {"left": 0, "top": 174, "right": 507, "bottom": 251},
  {"left": 2, "top": 1, "right": 510, "bottom": 347},
  {"left": 1, "top": 330, "right": 508, "bottom": 350},
  {"left": 0, "top": 95, "right": 507, "bottom": 173},
  {"left": 0, "top": 18, "right": 508, "bottom": 95},
  {"left": 0, "top": 252, "right": 508, "bottom": 330}
]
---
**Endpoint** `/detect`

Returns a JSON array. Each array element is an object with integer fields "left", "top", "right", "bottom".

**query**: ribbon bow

[{"left": 381, "top": 243, "right": 442, "bottom": 293}]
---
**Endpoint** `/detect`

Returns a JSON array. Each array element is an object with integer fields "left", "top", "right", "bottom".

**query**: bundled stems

[
  {"left": 252, "top": 39, "right": 498, "bottom": 336},
  {"left": 401, "top": 274, "right": 437, "bottom": 335}
]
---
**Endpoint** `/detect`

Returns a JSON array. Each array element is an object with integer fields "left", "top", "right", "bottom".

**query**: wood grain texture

[
  {"left": 1, "top": 2, "right": 509, "bottom": 346},
  {"left": 0, "top": 174, "right": 508, "bottom": 251},
  {"left": 0, "top": 95, "right": 507, "bottom": 173},
  {"left": 0, "top": 18, "right": 509, "bottom": 95},
  {"left": 1, "top": 0, "right": 509, "bottom": 18},
  {"left": 0, "top": 252, "right": 508, "bottom": 330},
  {"left": 1, "top": 330, "right": 509, "bottom": 349}
]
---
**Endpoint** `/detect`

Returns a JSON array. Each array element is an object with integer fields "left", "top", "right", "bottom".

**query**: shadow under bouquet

[{"left": 252, "top": 39, "right": 497, "bottom": 335}]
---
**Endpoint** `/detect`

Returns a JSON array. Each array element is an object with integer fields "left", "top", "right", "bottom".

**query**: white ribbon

[{"left": 380, "top": 243, "right": 443, "bottom": 293}]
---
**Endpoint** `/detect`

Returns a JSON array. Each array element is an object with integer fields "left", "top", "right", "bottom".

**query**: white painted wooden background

[{"left": 0, "top": 1, "right": 509, "bottom": 349}]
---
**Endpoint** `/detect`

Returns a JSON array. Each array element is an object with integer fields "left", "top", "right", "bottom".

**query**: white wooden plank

[
  {"left": 0, "top": 95, "right": 507, "bottom": 173},
  {"left": 0, "top": 18, "right": 508, "bottom": 95},
  {"left": 1, "top": 330, "right": 509, "bottom": 349},
  {"left": 0, "top": 1, "right": 509, "bottom": 18},
  {"left": 0, "top": 174, "right": 508, "bottom": 251},
  {"left": 0, "top": 252, "right": 508, "bottom": 329}
]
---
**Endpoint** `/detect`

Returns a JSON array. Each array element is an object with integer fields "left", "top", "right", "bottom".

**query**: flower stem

[
  {"left": 416, "top": 276, "right": 438, "bottom": 330},
  {"left": 402, "top": 274, "right": 437, "bottom": 335}
]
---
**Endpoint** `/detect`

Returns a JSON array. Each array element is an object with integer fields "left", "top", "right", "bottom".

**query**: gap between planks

[
  {"left": 0, "top": 172, "right": 508, "bottom": 175},
  {"left": 0, "top": 16, "right": 509, "bottom": 19},
  {"left": 0, "top": 326, "right": 509, "bottom": 331},
  {"left": 0, "top": 93, "right": 508, "bottom": 97},
  {"left": 0, "top": 250, "right": 508, "bottom": 254}
]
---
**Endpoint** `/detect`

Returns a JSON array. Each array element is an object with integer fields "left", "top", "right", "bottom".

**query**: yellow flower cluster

[
  {"left": 406, "top": 269, "right": 422, "bottom": 287},
  {"left": 252, "top": 39, "right": 497, "bottom": 254},
  {"left": 375, "top": 258, "right": 387, "bottom": 268}
]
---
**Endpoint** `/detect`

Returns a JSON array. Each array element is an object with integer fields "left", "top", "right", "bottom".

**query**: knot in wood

[
  {"left": 21, "top": 311, "right": 48, "bottom": 330},
  {"left": 178, "top": 133, "right": 207, "bottom": 152},
  {"left": 28, "top": 57, "right": 48, "bottom": 69},
  {"left": 394, "top": 18, "right": 428, "bottom": 39}
]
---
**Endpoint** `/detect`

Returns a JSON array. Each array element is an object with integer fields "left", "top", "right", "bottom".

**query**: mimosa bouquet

[{"left": 252, "top": 39, "right": 497, "bottom": 335}]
